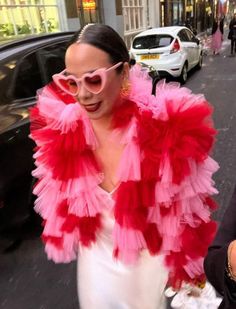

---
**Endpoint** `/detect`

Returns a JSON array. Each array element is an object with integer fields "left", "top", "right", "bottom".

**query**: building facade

[
  {"left": 160, "top": 0, "right": 221, "bottom": 33},
  {"left": 0, "top": 0, "right": 159, "bottom": 48},
  {"left": 0, "top": 0, "right": 229, "bottom": 44}
]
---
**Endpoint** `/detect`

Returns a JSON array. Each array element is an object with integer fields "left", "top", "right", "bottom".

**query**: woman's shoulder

[
  {"left": 131, "top": 77, "right": 213, "bottom": 123},
  {"left": 131, "top": 79, "right": 216, "bottom": 162}
]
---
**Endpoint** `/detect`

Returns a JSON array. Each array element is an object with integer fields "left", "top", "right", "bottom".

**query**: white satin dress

[{"left": 77, "top": 187, "right": 168, "bottom": 309}]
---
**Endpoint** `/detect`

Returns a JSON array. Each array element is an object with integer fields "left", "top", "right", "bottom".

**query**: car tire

[
  {"left": 179, "top": 63, "right": 188, "bottom": 84},
  {"left": 196, "top": 53, "right": 203, "bottom": 70}
]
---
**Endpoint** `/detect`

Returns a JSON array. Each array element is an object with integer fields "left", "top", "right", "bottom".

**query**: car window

[
  {"left": 0, "top": 59, "right": 16, "bottom": 104},
  {"left": 0, "top": 53, "right": 42, "bottom": 105},
  {"left": 0, "top": 41, "right": 67, "bottom": 106},
  {"left": 13, "top": 53, "right": 42, "bottom": 100},
  {"left": 178, "top": 29, "right": 190, "bottom": 42},
  {"left": 185, "top": 29, "right": 196, "bottom": 42},
  {"left": 36, "top": 43, "right": 67, "bottom": 84},
  {"left": 133, "top": 34, "right": 174, "bottom": 49}
]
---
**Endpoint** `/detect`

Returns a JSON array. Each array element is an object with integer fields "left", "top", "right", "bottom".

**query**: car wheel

[
  {"left": 196, "top": 53, "right": 203, "bottom": 70},
  {"left": 179, "top": 63, "right": 188, "bottom": 84}
]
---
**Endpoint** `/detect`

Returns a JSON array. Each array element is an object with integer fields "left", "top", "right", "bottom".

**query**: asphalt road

[{"left": 1, "top": 37, "right": 236, "bottom": 309}]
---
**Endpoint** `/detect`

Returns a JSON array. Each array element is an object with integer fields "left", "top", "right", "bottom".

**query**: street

[{"left": 1, "top": 36, "right": 236, "bottom": 309}]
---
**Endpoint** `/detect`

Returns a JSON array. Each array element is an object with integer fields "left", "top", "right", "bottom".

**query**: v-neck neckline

[
  {"left": 98, "top": 184, "right": 119, "bottom": 196},
  {"left": 93, "top": 128, "right": 126, "bottom": 197},
  {"left": 91, "top": 116, "right": 137, "bottom": 197}
]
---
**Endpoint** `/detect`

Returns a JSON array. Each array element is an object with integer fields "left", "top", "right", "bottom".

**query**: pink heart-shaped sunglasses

[{"left": 52, "top": 62, "right": 123, "bottom": 96}]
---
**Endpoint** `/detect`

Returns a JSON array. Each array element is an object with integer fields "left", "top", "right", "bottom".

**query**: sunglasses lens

[
  {"left": 57, "top": 78, "right": 78, "bottom": 95},
  {"left": 85, "top": 75, "right": 102, "bottom": 93},
  {"left": 66, "top": 79, "right": 78, "bottom": 95}
]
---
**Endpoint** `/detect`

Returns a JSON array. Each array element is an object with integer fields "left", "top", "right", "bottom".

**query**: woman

[
  {"left": 30, "top": 24, "right": 219, "bottom": 308},
  {"left": 228, "top": 13, "right": 236, "bottom": 55},
  {"left": 211, "top": 16, "right": 224, "bottom": 55},
  {"left": 204, "top": 187, "right": 236, "bottom": 308}
]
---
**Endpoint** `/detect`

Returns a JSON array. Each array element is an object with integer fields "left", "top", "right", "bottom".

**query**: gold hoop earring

[{"left": 120, "top": 79, "right": 131, "bottom": 98}]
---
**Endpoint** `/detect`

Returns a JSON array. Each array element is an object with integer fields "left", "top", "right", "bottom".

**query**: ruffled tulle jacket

[{"left": 30, "top": 66, "right": 219, "bottom": 288}]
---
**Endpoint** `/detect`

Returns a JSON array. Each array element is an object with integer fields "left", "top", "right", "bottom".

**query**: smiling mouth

[{"left": 83, "top": 102, "right": 102, "bottom": 113}]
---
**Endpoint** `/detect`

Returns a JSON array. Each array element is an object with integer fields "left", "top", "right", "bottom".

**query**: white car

[{"left": 130, "top": 26, "right": 203, "bottom": 84}]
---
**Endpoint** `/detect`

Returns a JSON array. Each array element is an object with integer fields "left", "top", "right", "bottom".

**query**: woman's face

[{"left": 65, "top": 43, "right": 128, "bottom": 121}]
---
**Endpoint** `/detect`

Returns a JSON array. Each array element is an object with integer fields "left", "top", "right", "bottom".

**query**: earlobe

[
  {"left": 120, "top": 79, "right": 131, "bottom": 98},
  {"left": 120, "top": 62, "right": 131, "bottom": 98},
  {"left": 122, "top": 62, "right": 130, "bottom": 81}
]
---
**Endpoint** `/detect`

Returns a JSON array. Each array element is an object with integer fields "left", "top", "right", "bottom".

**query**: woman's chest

[{"left": 93, "top": 139, "right": 125, "bottom": 192}]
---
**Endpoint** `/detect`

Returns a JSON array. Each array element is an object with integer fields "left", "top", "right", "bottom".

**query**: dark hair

[{"left": 69, "top": 24, "right": 130, "bottom": 71}]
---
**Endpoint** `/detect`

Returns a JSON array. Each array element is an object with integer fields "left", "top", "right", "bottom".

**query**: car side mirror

[{"left": 193, "top": 37, "right": 200, "bottom": 45}]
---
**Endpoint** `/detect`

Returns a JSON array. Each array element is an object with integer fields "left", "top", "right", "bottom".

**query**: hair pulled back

[{"left": 69, "top": 24, "right": 130, "bottom": 69}]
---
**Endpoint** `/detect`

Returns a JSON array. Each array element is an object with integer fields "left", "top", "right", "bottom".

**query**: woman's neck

[{"left": 90, "top": 116, "right": 113, "bottom": 139}]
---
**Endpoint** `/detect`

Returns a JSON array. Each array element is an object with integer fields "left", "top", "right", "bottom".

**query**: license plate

[{"left": 140, "top": 54, "right": 159, "bottom": 60}]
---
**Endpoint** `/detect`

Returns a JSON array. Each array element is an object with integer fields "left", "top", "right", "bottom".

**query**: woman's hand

[
  {"left": 228, "top": 240, "right": 236, "bottom": 277},
  {"left": 165, "top": 283, "right": 222, "bottom": 308}
]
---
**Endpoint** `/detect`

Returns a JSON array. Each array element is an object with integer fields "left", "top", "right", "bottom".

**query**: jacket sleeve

[
  {"left": 204, "top": 187, "right": 236, "bottom": 306},
  {"left": 153, "top": 81, "right": 219, "bottom": 288},
  {"left": 29, "top": 83, "right": 87, "bottom": 263}
]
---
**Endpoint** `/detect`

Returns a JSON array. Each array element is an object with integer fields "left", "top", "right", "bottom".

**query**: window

[
  {"left": 178, "top": 29, "right": 190, "bottom": 42},
  {"left": 0, "top": 0, "right": 60, "bottom": 38},
  {"left": 185, "top": 29, "right": 196, "bottom": 42},
  {"left": 12, "top": 53, "right": 42, "bottom": 100},
  {"left": 0, "top": 59, "right": 17, "bottom": 104},
  {"left": 122, "top": 0, "right": 148, "bottom": 49},
  {"left": 0, "top": 41, "right": 67, "bottom": 105},
  {"left": 0, "top": 53, "right": 41, "bottom": 104},
  {"left": 133, "top": 34, "right": 173, "bottom": 49},
  {"left": 36, "top": 43, "right": 67, "bottom": 84}
]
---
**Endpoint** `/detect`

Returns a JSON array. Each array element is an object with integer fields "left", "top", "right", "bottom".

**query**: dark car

[{"left": 0, "top": 32, "right": 74, "bottom": 251}]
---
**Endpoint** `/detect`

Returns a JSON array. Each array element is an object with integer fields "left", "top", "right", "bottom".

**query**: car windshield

[{"left": 132, "top": 34, "right": 174, "bottom": 49}]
